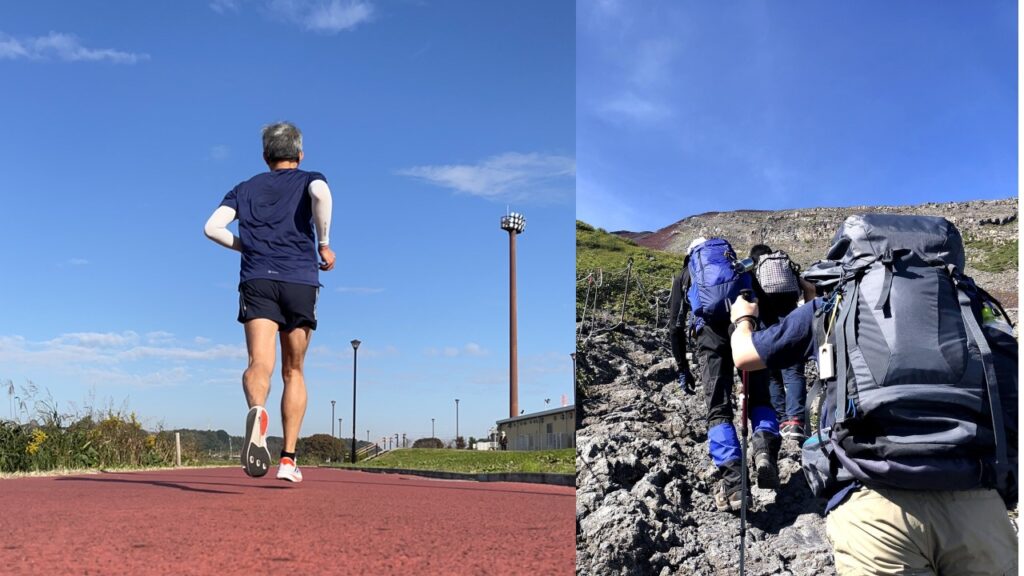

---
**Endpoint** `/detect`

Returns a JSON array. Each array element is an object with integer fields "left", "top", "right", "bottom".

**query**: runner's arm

[
  {"left": 308, "top": 179, "right": 332, "bottom": 246},
  {"left": 204, "top": 205, "right": 242, "bottom": 252}
]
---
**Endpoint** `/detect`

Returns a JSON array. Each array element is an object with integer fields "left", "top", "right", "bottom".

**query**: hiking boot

[
  {"left": 714, "top": 482, "right": 748, "bottom": 512},
  {"left": 780, "top": 419, "right": 806, "bottom": 442},
  {"left": 276, "top": 456, "right": 303, "bottom": 483},
  {"left": 754, "top": 452, "right": 780, "bottom": 489},
  {"left": 242, "top": 406, "right": 271, "bottom": 478},
  {"left": 714, "top": 460, "right": 747, "bottom": 512},
  {"left": 750, "top": 428, "right": 781, "bottom": 490}
]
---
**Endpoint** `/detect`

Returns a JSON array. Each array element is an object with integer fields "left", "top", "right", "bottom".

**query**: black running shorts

[{"left": 238, "top": 279, "right": 319, "bottom": 331}]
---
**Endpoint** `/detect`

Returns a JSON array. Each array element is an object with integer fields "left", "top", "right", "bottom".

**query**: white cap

[{"left": 686, "top": 237, "right": 707, "bottom": 255}]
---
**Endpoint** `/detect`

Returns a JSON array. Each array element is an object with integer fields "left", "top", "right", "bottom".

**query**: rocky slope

[
  {"left": 614, "top": 197, "right": 1018, "bottom": 307},
  {"left": 576, "top": 321, "right": 832, "bottom": 575},
  {"left": 578, "top": 198, "right": 1019, "bottom": 575}
]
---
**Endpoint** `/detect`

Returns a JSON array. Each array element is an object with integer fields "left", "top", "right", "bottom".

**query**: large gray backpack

[{"left": 801, "top": 214, "right": 1017, "bottom": 506}]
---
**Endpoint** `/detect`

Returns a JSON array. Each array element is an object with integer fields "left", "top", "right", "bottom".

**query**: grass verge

[{"left": 333, "top": 448, "right": 574, "bottom": 475}]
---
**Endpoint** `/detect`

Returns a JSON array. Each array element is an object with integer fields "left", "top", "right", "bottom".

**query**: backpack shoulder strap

[{"left": 955, "top": 275, "right": 1009, "bottom": 496}]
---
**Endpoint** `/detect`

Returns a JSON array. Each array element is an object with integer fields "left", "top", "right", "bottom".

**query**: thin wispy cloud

[
  {"left": 304, "top": 0, "right": 374, "bottom": 32},
  {"left": 82, "top": 367, "right": 191, "bottom": 389},
  {"left": 66, "top": 258, "right": 90, "bottom": 266},
  {"left": 0, "top": 332, "right": 244, "bottom": 367},
  {"left": 210, "top": 0, "right": 242, "bottom": 14},
  {"left": 0, "top": 31, "right": 149, "bottom": 64},
  {"left": 599, "top": 92, "right": 672, "bottom": 123},
  {"left": 145, "top": 331, "right": 176, "bottom": 345},
  {"left": 399, "top": 152, "right": 576, "bottom": 204},
  {"left": 50, "top": 331, "right": 140, "bottom": 349},
  {"left": 210, "top": 145, "right": 230, "bottom": 161},
  {"left": 262, "top": 0, "right": 374, "bottom": 33},
  {"left": 336, "top": 286, "right": 385, "bottom": 294},
  {"left": 425, "top": 343, "right": 489, "bottom": 358}
]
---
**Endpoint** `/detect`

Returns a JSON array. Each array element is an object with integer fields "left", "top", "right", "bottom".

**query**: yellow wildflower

[{"left": 26, "top": 429, "right": 47, "bottom": 455}]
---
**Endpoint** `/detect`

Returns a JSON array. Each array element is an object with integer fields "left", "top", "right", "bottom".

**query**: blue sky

[
  {"left": 577, "top": 1, "right": 1017, "bottom": 232},
  {"left": 0, "top": 1, "right": 575, "bottom": 443}
]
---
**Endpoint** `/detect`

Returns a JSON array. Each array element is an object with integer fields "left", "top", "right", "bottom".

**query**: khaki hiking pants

[{"left": 826, "top": 487, "right": 1017, "bottom": 576}]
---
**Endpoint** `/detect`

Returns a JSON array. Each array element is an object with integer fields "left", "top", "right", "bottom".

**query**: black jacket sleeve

[{"left": 667, "top": 264, "right": 691, "bottom": 373}]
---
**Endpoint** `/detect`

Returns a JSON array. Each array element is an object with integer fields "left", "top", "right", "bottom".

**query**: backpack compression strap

[
  {"left": 874, "top": 249, "right": 909, "bottom": 311},
  {"left": 834, "top": 279, "right": 859, "bottom": 424},
  {"left": 956, "top": 278, "right": 1009, "bottom": 496}
]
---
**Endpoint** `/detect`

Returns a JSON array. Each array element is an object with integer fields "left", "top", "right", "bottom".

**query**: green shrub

[
  {"left": 413, "top": 437, "right": 444, "bottom": 449},
  {"left": 297, "top": 433, "right": 346, "bottom": 463},
  {"left": 577, "top": 222, "right": 684, "bottom": 326}
]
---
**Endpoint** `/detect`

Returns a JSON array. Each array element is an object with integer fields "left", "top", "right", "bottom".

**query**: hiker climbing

[
  {"left": 668, "top": 237, "right": 781, "bottom": 512},
  {"left": 748, "top": 244, "right": 808, "bottom": 442},
  {"left": 730, "top": 214, "right": 1018, "bottom": 575}
]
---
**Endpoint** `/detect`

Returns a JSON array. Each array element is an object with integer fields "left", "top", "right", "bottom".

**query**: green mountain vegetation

[
  {"left": 576, "top": 221, "right": 684, "bottom": 326},
  {"left": 964, "top": 237, "right": 1018, "bottom": 273}
]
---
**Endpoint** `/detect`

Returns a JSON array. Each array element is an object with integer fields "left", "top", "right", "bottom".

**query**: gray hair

[{"left": 262, "top": 122, "right": 303, "bottom": 162}]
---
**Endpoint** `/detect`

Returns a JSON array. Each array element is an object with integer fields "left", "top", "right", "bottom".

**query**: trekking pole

[
  {"left": 736, "top": 287, "right": 754, "bottom": 576},
  {"left": 739, "top": 367, "right": 749, "bottom": 576}
]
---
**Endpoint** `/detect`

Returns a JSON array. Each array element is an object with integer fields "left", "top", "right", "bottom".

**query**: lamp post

[
  {"left": 338, "top": 418, "right": 343, "bottom": 442},
  {"left": 431, "top": 417, "right": 435, "bottom": 439},
  {"left": 500, "top": 211, "right": 526, "bottom": 419},
  {"left": 331, "top": 400, "right": 336, "bottom": 438},
  {"left": 455, "top": 398, "right": 460, "bottom": 448},
  {"left": 350, "top": 339, "right": 361, "bottom": 463},
  {"left": 367, "top": 430, "right": 370, "bottom": 444}
]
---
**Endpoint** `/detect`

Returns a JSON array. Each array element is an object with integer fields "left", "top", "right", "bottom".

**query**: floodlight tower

[{"left": 500, "top": 211, "right": 526, "bottom": 419}]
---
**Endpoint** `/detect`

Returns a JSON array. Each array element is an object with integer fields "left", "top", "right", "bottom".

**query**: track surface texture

[{"left": 0, "top": 467, "right": 574, "bottom": 575}]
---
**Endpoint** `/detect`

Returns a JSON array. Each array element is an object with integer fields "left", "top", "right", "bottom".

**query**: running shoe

[
  {"left": 241, "top": 406, "right": 270, "bottom": 477},
  {"left": 779, "top": 419, "right": 806, "bottom": 442},
  {"left": 276, "top": 457, "right": 303, "bottom": 483}
]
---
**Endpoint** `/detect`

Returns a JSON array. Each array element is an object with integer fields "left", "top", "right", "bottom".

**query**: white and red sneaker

[
  {"left": 276, "top": 457, "right": 303, "bottom": 483},
  {"left": 241, "top": 406, "right": 270, "bottom": 478}
]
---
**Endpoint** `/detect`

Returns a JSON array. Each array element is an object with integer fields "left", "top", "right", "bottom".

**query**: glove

[{"left": 679, "top": 370, "right": 696, "bottom": 395}]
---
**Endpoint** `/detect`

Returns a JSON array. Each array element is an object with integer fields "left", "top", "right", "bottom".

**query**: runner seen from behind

[{"left": 204, "top": 122, "right": 335, "bottom": 483}]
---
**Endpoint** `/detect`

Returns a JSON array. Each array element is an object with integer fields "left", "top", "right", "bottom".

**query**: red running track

[{"left": 0, "top": 467, "right": 574, "bottom": 575}]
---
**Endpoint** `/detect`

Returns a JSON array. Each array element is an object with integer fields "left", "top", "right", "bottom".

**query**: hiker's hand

[
  {"left": 730, "top": 295, "right": 758, "bottom": 322},
  {"left": 319, "top": 245, "right": 336, "bottom": 271},
  {"left": 799, "top": 277, "right": 817, "bottom": 303}
]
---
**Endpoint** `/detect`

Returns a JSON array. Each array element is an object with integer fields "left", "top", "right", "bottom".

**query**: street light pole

[
  {"left": 331, "top": 400, "right": 336, "bottom": 438},
  {"left": 455, "top": 398, "right": 460, "bottom": 448},
  {"left": 431, "top": 417, "right": 435, "bottom": 439},
  {"left": 500, "top": 211, "right": 525, "bottom": 419},
  {"left": 350, "top": 339, "right": 361, "bottom": 463}
]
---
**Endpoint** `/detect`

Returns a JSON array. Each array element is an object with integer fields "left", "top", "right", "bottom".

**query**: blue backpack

[{"left": 686, "top": 238, "right": 751, "bottom": 330}]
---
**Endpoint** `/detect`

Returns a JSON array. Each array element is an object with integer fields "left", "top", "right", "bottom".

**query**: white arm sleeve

[
  {"left": 308, "top": 179, "right": 333, "bottom": 246},
  {"left": 204, "top": 205, "right": 242, "bottom": 252}
]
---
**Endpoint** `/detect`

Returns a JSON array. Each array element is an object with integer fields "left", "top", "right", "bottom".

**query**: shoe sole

[
  {"left": 277, "top": 472, "right": 302, "bottom": 483},
  {"left": 242, "top": 407, "right": 270, "bottom": 478}
]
